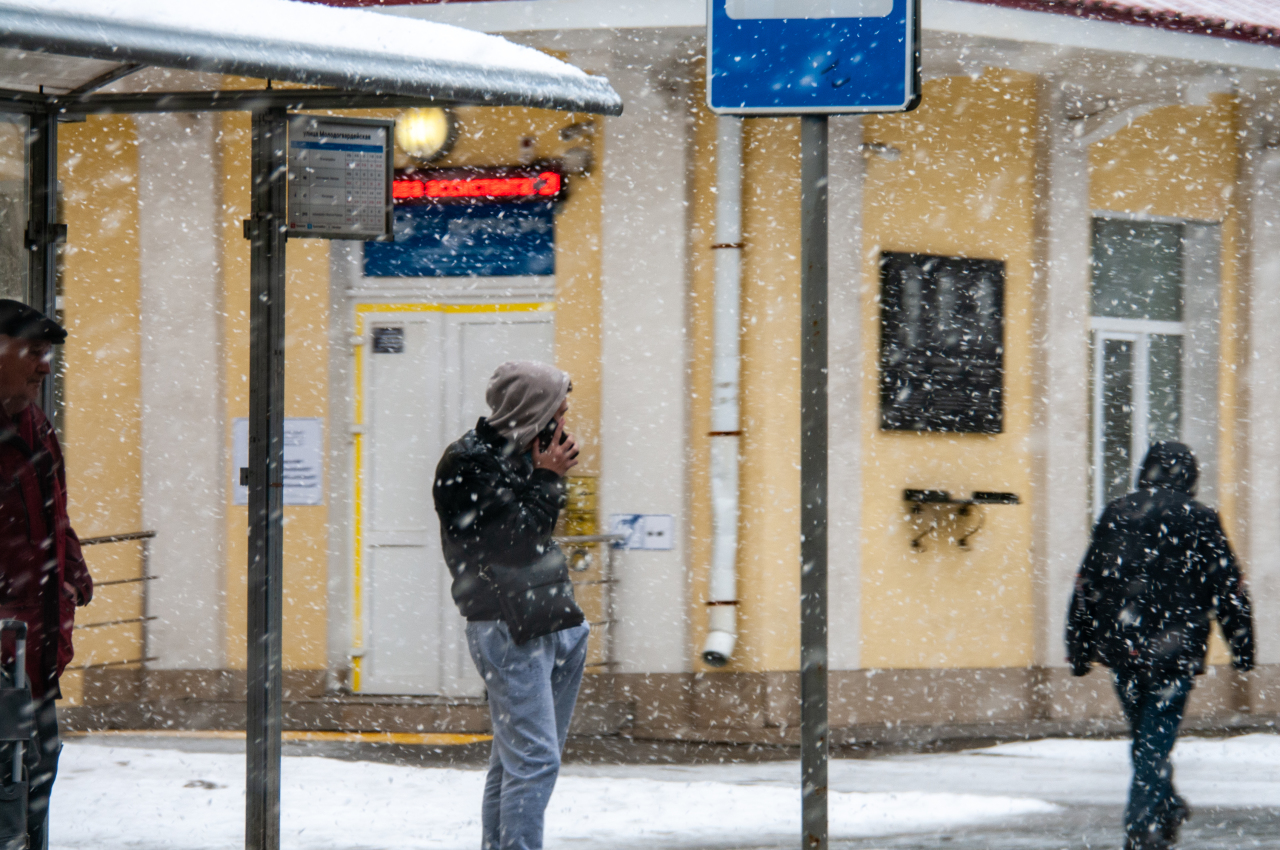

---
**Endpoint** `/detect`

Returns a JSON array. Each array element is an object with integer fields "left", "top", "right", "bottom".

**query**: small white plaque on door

[
  {"left": 608, "top": 514, "right": 675, "bottom": 550},
  {"left": 233, "top": 417, "right": 324, "bottom": 506}
]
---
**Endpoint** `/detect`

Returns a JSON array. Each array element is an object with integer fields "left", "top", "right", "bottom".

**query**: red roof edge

[
  {"left": 298, "top": 0, "right": 1280, "bottom": 45},
  {"left": 960, "top": 0, "right": 1280, "bottom": 48}
]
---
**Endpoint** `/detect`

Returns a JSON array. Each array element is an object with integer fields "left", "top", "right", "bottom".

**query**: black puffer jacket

[
  {"left": 1067, "top": 442, "right": 1253, "bottom": 677},
  {"left": 433, "top": 417, "right": 567, "bottom": 621}
]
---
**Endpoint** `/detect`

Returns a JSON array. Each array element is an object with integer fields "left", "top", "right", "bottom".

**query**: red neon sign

[{"left": 393, "top": 171, "right": 562, "bottom": 201}]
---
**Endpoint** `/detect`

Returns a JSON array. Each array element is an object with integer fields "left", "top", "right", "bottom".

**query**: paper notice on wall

[
  {"left": 233, "top": 418, "right": 324, "bottom": 506},
  {"left": 608, "top": 514, "right": 675, "bottom": 550}
]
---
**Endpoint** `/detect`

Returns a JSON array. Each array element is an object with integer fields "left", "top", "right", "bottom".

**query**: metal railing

[
  {"left": 557, "top": 533, "right": 624, "bottom": 671},
  {"left": 68, "top": 530, "right": 157, "bottom": 670}
]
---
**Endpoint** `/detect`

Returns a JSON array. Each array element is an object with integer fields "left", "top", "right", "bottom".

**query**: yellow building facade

[{"left": 46, "top": 11, "right": 1280, "bottom": 741}]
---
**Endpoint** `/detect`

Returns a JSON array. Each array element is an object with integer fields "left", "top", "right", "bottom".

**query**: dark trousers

[
  {"left": 25, "top": 697, "right": 58, "bottom": 850},
  {"left": 1113, "top": 665, "right": 1192, "bottom": 841},
  {"left": 0, "top": 694, "right": 56, "bottom": 850}
]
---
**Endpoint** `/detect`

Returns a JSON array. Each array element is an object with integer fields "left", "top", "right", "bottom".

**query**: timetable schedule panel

[{"left": 287, "top": 116, "right": 393, "bottom": 240}]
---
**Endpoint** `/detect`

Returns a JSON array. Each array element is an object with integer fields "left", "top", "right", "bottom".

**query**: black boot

[
  {"left": 1159, "top": 795, "right": 1191, "bottom": 844},
  {"left": 1125, "top": 826, "right": 1171, "bottom": 850}
]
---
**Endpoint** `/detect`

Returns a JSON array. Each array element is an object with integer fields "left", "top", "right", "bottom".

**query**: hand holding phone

[{"left": 532, "top": 417, "right": 578, "bottom": 476}]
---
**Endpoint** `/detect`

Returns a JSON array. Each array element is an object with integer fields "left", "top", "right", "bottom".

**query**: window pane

[
  {"left": 1091, "top": 218, "right": 1183, "bottom": 321},
  {"left": 1102, "top": 338, "right": 1134, "bottom": 505},
  {"left": 1148, "top": 334, "right": 1182, "bottom": 445}
]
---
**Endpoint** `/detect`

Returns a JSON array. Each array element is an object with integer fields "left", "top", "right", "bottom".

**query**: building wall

[
  {"left": 386, "top": 101, "right": 607, "bottom": 473},
  {"left": 219, "top": 110, "right": 331, "bottom": 673},
  {"left": 686, "top": 98, "right": 864, "bottom": 679},
  {"left": 135, "top": 110, "right": 226, "bottom": 671},
  {"left": 858, "top": 70, "right": 1040, "bottom": 670},
  {"left": 1244, "top": 88, "right": 1280, "bottom": 682},
  {"left": 0, "top": 117, "right": 26, "bottom": 301},
  {"left": 1088, "top": 95, "right": 1241, "bottom": 517},
  {"left": 1087, "top": 95, "right": 1242, "bottom": 668},
  {"left": 686, "top": 82, "right": 721, "bottom": 675},
  {"left": 599, "top": 50, "right": 692, "bottom": 674},
  {"left": 58, "top": 115, "right": 145, "bottom": 704},
  {"left": 43, "top": 37, "right": 1267, "bottom": 735},
  {"left": 319, "top": 101, "right": 607, "bottom": 687},
  {"left": 686, "top": 97, "right": 811, "bottom": 676}
]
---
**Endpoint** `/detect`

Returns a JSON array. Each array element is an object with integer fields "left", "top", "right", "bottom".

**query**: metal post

[
  {"left": 27, "top": 110, "right": 58, "bottom": 417},
  {"left": 799, "top": 114, "right": 829, "bottom": 850},
  {"left": 245, "top": 106, "right": 288, "bottom": 850}
]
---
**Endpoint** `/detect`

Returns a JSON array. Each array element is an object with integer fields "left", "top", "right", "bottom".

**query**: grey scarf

[{"left": 485, "top": 361, "right": 571, "bottom": 449}]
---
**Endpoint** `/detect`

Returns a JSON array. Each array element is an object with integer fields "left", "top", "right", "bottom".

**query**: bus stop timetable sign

[
  {"left": 288, "top": 115, "right": 394, "bottom": 240},
  {"left": 707, "top": 0, "right": 920, "bottom": 114}
]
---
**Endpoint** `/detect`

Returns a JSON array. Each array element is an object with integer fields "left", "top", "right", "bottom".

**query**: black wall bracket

[{"left": 903, "top": 489, "right": 1020, "bottom": 549}]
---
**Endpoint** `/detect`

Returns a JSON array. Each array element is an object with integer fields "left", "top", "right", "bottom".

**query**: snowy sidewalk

[{"left": 50, "top": 733, "right": 1280, "bottom": 850}]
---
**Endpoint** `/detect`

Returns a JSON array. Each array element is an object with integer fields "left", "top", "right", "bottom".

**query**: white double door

[{"left": 357, "top": 304, "right": 555, "bottom": 695}]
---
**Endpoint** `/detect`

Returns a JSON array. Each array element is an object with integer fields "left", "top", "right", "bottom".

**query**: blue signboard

[
  {"left": 707, "top": 0, "right": 920, "bottom": 114},
  {"left": 363, "top": 202, "right": 555, "bottom": 278}
]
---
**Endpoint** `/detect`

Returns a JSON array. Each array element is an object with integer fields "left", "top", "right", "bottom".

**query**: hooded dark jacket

[
  {"left": 1067, "top": 442, "right": 1253, "bottom": 677},
  {"left": 433, "top": 417, "right": 568, "bottom": 622}
]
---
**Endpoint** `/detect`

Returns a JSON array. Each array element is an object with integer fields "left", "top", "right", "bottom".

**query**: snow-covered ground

[
  {"left": 564, "top": 734, "right": 1280, "bottom": 809},
  {"left": 49, "top": 733, "right": 1280, "bottom": 850}
]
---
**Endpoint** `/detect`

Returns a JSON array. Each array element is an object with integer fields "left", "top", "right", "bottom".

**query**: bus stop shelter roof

[{"left": 0, "top": 0, "right": 622, "bottom": 115}]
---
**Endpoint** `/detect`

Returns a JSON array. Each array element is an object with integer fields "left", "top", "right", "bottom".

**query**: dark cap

[{"left": 0, "top": 299, "right": 66, "bottom": 344}]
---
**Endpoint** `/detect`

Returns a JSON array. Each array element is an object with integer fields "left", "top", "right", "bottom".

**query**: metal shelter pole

[
  {"left": 799, "top": 114, "right": 829, "bottom": 850},
  {"left": 27, "top": 109, "right": 58, "bottom": 417},
  {"left": 245, "top": 105, "right": 288, "bottom": 850}
]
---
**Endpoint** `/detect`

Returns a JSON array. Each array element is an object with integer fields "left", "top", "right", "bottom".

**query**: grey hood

[{"left": 485, "top": 360, "right": 571, "bottom": 449}]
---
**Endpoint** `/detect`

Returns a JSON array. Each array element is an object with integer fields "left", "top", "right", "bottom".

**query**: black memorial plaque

[{"left": 879, "top": 252, "right": 1005, "bottom": 433}]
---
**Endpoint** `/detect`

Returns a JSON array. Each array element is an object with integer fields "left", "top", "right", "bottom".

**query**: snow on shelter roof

[{"left": 0, "top": 0, "right": 622, "bottom": 114}]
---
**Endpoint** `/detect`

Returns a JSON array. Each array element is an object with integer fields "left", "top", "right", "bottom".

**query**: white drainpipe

[{"left": 702, "top": 116, "right": 743, "bottom": 668}]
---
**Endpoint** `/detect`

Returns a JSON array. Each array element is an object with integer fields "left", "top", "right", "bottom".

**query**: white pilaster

[
  {"left": 828, "top": 116, "right": 863, "bottom": 671},
  {"left": 1033, "top": 79, "right": 1093, "bottom": 668},
  {"left": 598, "top": 44, "right": 691, "bottom": 674},
  {"left": 1244, "top": 123, "right": 1280, "bottom": 666},
  {"left": 135, "top": 110, "right": 226, "bottom": 670}
]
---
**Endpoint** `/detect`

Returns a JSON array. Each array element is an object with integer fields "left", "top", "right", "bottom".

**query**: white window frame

[
  {"left": 1087, "top": 209, "right": 1220, "bottom": 516},
  {"left": 1089, "top": 317, "right": 1186, "bottom": 517}
]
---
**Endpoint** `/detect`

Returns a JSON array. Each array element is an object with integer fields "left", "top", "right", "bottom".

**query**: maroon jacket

[{"left": 0, "top": 403, "right": 91, "bottom": 697}]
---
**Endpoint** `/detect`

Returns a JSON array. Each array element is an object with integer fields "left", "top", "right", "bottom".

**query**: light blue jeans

[{"left": 466, "top": 620, "right": 590, "bottom": 850}]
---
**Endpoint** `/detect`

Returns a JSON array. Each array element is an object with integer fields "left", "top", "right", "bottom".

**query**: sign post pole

[
  {"left": 708, "top": 4, "right": 918, "bottom": 848},
  {"left": 798, "top": 114, "right": 829, "bottom": 850},
  {"left": 243, "top": 111, "right": 391, "bottom": 850},
  {"left": 245, "top": 104, "right": 289, "bottom": 850}
]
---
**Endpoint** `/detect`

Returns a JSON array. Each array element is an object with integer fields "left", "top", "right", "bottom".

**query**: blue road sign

[{"left": 707, "top": 0, "right": 920, "bottom": 114}]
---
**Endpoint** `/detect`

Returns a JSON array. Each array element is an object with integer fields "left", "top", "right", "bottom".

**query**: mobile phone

[{"left": 537, "top": 418, "right": 558, "bottom": 452}]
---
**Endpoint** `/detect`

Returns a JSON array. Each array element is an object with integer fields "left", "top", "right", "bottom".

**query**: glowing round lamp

[{"left": 396, "top": 107, "right": 454, "bottom": 163}]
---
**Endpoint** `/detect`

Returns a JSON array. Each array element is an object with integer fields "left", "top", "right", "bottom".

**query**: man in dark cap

[
  {"left": 1068, "top": 441, "right": 1252, "bottom": 850},
  {"left": 0, "top": 299, "right": 92, "bottom": 850}
]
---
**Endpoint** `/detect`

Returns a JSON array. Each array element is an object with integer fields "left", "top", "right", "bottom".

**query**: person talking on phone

[{"left": 433, "top": 360, "right": 588, "bottom": 850}]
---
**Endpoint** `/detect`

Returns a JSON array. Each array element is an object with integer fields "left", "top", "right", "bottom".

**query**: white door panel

[
  {"left": 365, "top": 532, "right": 432, "bottom": 547},
  {"left": 366, "top": 545, "right": 441, "bottom": 692},
  {"left": 368, "top": 317, "right": 443, "bottom": 532},
  {"left": 358, "top": 305, "right": 554, "bottom": 696}
]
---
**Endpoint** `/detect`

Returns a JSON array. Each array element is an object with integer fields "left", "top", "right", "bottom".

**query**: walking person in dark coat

[
  {"left": 1067, "top": 441, "right": 1252, "bottom": 850},
  {"left": 0, "top": 300, "right": 92, "bottom": 850},
  {"left": 434, "top": 361, "right": 587, "bottom": 850}
]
